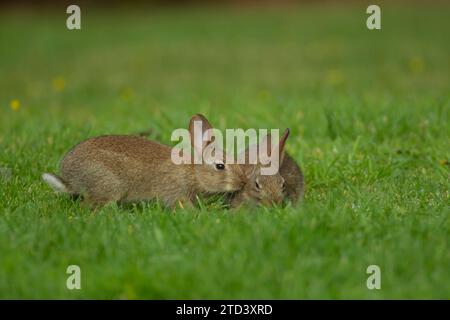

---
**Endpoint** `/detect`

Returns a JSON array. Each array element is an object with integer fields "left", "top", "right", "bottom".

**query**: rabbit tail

[{"left": 42, "top": 173, "right": 69, "bottom": 193}]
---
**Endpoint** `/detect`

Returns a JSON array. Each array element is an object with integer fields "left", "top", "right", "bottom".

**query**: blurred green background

[{"left": 0, "top": 1, "right": 449, "bottom": 298}]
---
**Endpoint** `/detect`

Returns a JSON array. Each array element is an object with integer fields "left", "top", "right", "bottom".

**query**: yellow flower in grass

[
  {"left": 10, "top": 99, "right": 20, "bottom": 111},
  {"left": 52, "top": 76, "right": 66, "bottom": 92}
]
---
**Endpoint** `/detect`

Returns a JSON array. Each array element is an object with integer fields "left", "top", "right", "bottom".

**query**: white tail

[{"left": 42, "top": 173, "right": 68, "bottom": 193}]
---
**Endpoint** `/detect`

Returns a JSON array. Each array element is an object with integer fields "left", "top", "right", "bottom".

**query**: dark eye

[
  {"left": 255, "top": 180, "right": 261, "bottom": 190},
  {"left": 215, "top": 163, "right": 225, "bottom": 170}
]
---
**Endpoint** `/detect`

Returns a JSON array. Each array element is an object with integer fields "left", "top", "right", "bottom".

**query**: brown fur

[
  {"left": 279, "top": 152, "right": 305, "bottom": 204},
  {"left": 44, "top": 115, "right": 245, "bottom": 208},
  {"left": 229, "top": 129, "right": 305, "bottom": 208},
  {"left": 230, "top": 166, "right": 286, "bottom": 207}
]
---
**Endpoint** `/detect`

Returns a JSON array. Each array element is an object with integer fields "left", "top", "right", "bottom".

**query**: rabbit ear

[
  {"left": 261, "top": 129, "right": 289, "bottom": 156},
  {"left": 258, "top": 129, "right": 289, "bottom": 169},
  {"left": 278, "top": 128, "right": 290, "bottom": 164},
  {"left": 189, "top": 114, "right": 214, "bottom": 158},
  {"left": 245, "top": 132, "right": 272, "bottom": 164},
  {"left": 241, "top": 164, "right": 259, "bottom": 179}
]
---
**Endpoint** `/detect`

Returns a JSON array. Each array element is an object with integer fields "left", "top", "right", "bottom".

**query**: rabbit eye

[
  {"left": 215, "top": 163, "right": 225, "bottom": 170},
  {"left": 255, "top": 180, "right": 261, "bottom": 190}
]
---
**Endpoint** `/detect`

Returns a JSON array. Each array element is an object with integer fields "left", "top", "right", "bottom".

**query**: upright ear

[
  {"left": 189, "top": 114, "right": 214, "bottom": 157},
  {"left": 244, "top": 164, "right": 259, "bottom": 179},
  {"left": 258, "top": 129, "right": 289, "bottom": 164},
  {"left": 278, "top": 128, "right": 290, "bottom": 164}
]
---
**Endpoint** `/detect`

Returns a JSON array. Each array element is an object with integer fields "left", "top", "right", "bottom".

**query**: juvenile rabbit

[
  {"left": 229, "top": 129, "right": 304, "bottom": 208},
  {"left": 42, "top": 114, "right": 245, "bottom": 208}
]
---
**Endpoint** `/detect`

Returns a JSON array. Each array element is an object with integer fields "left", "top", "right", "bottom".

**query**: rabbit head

[
  {"left": 232, "top": 128, "right": 290, "bottom": 207},
  {"left": 241, "top": 166, "right": 286, "bottom": 206},
  {"left": 188, "top": 114, "right": 245, "bottom": 194}
]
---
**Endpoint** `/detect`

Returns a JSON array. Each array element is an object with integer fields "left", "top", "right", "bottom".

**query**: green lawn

[{"left": 0, "top": 3, "right": 449, "bottom": 299}]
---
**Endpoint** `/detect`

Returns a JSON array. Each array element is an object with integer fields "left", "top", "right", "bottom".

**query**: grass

[{"left": 0, "top": 3, "right": 449, "bottom": 299}]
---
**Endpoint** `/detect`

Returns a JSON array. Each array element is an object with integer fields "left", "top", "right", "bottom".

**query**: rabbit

[
  {"left": 229, "top": 128, "right": 304, "bottom": 208},
  {"left": 229, "top": 166, "right": 286, "bottom": 207},
  {"left": 42, "top": 114, "right": 245, "bottom": 209}
]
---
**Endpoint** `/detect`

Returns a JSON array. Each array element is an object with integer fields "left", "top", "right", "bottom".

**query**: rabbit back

[{"left": 60, "top": 135, "right": 192, "bottom": 206}]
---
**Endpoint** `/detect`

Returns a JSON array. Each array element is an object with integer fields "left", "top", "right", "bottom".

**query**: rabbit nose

[{"left": 274, "top": 195, "right": 284, "bottom": 206}]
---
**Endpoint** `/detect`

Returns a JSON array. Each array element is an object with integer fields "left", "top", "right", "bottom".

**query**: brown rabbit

[
  {"left": 42, "top": 114, "right": 245, "bottom": 208},
  {"left": 279, "top": 152, "right": 305, "bottom": 204},
  {"left": 229, "top": 129, "right": 304, "bottom": 208}
]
